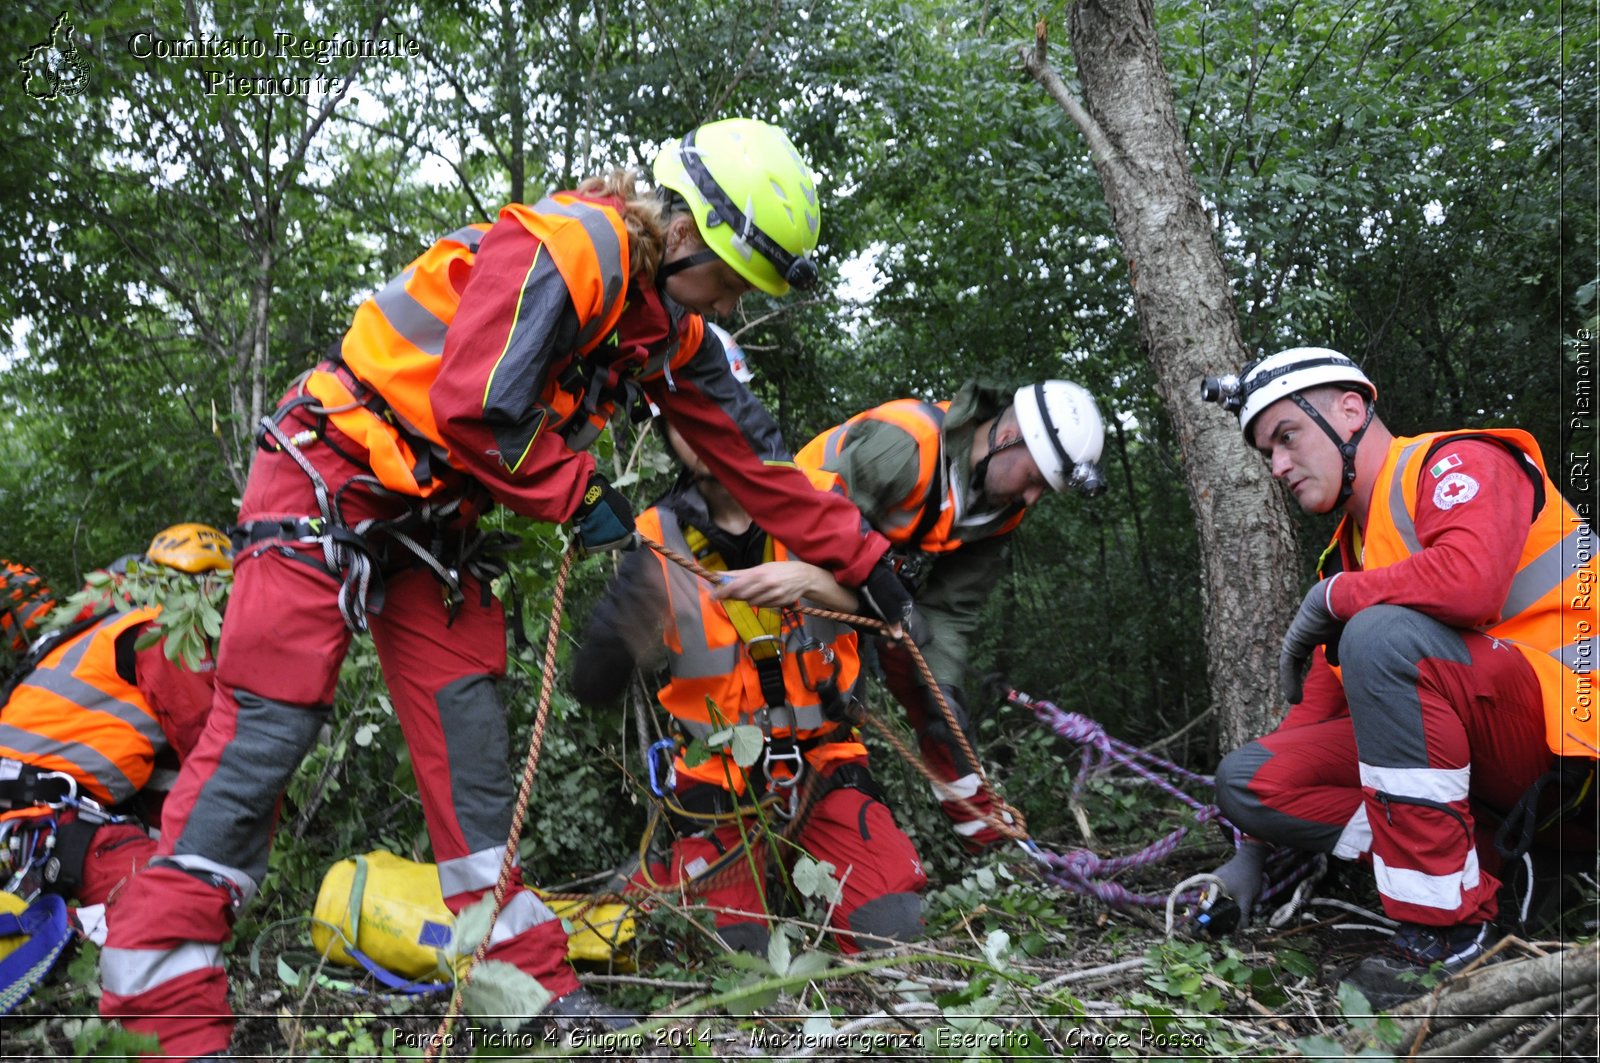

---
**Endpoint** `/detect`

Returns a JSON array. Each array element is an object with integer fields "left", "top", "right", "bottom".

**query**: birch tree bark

[{"left": 1020, "top": 0, "right": 1297, "bottom": 747}]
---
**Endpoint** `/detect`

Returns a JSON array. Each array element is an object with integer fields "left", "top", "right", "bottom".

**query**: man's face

[
  {"left": 661, "top": 236, "right": 754, "bottom": 318},
  {"left": 979, "top": 439, "right": 1051, "bottom": 508},
  {"left": 1250, "top": 395, "right": 1347, "bottom": 514}
]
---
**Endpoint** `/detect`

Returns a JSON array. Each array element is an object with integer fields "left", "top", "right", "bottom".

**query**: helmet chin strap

[
  {"left": 969, "top": 417, "right": 1025, "bottom": 507},
  {"left": 1289, "top": 393, "right": 1374, "bottom": 510},
  {"left": 656, "top": 247, "right": 723, "bottom": 283}
]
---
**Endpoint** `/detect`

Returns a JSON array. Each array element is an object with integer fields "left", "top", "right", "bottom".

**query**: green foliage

[
  {"left": 0, "top": 0, "right": 1587, "bottom": 1052},
  {"left": 67, "top": 1017, "right": 162, "bottom": 1059},
  {"left": 50, "top": 561, "right": 231, "bottom": 669}
]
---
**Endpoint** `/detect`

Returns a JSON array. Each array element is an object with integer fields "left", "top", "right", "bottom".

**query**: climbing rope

[
  {"left": 424, "top": 545, "right": 575, "bottom": 1059},
  {"left": 1009, "top": 688, "right": 1323, "bottom": 925}
]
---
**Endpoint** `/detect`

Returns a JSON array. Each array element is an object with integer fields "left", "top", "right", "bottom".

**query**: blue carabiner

[{"left": 646, "top": 738, "right": 678, "bottom": 798}]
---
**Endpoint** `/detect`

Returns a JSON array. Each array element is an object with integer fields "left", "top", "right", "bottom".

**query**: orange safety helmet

[{"left": 145, "top": 523, "right": 233, "bottom": 574}]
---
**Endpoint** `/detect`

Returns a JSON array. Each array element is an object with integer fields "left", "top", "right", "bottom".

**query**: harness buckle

[
  {"left": 742, "top": 634, "right": 782, "bottom": 663},
  {"left": 759, "top": 703, "right": 804, "bottom": 818}
]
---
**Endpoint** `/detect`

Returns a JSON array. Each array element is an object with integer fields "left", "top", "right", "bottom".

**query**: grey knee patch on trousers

[
  {"left": 436, "top": 674, "right": 516, "bottom": 852},
  {"left": 177, "top": 689, "right": 329, "bottom": 885},
  {"left": 848, "top": 891, "right": 923, "bottom": 944},
  {"left": 1339, "top": 605, "right": 1469, "bottom": 768},
  {"left": 1216, "top": 741, "right": 1343, "bottom": 853},
  {"left": 717, "top": 922, "right": 770, "bottom": 955}
]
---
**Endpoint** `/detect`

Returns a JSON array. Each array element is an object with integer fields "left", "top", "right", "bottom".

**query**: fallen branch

[{"left": 1357, "top": 939, "right": 1600, "bottom": 1052}]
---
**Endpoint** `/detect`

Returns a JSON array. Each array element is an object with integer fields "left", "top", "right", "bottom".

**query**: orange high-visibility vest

[
  {"left": 1330, "top": 429, "right": 1597, "bottom": 758},
  {"left": 636, "top": 506, "right": 865, "bottom": 794},
  {"left": 302, "top": 196, "right": 703, "bottom": 496},
  {"left": 0, "top": 608, "right": 166, "bottom": 805},
  {"left": 795, "top": 398, "right": 1025, "bottom": 553}
]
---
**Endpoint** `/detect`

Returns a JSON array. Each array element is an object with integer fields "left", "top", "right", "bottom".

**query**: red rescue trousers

[
  {"left": 635, "top": 761, "right": 926, "bottom": 954},
  {"left": 1217, "top": 605, "right": 1554, "bottom": 927},
  {"left": 100, "top": 402, "right": 577, "bottom": 1060}
]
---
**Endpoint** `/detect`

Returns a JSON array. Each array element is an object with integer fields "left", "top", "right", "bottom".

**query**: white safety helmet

[
  {"left": 1012, "top": 381, "right": 1107, "bottom": 495},
  {"left": 1233, "top": 347, "right": 1376, "bottom": 442},
  {"left": 706, "top": 321, "right": 753, "bottom": 383}
]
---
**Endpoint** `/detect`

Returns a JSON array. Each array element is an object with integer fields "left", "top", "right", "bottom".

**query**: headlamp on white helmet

[
  {"left": 1202, "top": 347, "right": 1379, "bottom": 510},
  {"left": 1201, "top": 347, "right": 1376, "bottom": 441},
  {"left": 1012, "top": 381, "right": 1107, "bottom": 496}
]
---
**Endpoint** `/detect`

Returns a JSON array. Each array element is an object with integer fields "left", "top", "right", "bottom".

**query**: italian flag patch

[{"left": 1429, "top": 453, "right": 1462, "bottom": 478}]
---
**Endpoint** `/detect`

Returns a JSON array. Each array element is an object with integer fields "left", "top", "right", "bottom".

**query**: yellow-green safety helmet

[
  {"left": 652, "top": 117, "right": 821, "bottom": 297},
  {"left": 146, "top": 523, "right": 233, "bottom": 574}
]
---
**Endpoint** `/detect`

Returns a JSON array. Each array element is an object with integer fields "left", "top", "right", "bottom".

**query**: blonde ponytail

[{"left": 576, "top": 169, "right": 667, "bottom": 280}]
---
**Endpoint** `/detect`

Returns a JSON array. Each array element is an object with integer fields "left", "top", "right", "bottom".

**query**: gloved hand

[
  {"left": 1208, "top": 841, "right": 1270, "bottom": 929},
  {"left": 572, "top": 472, "right": 635, "bottom": 555},
  {"left": 858, "top": 559, "right": 923, "bottom": 640},
  {"left": 1279, "top": 575, "right": 1343, "bottom": 704}
]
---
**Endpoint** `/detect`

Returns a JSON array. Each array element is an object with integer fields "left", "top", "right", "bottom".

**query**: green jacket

[{"left": 806, "top": 380, "right": 1020, "bottom": 688}]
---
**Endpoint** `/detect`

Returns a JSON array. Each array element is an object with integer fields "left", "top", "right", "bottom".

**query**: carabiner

[
  {"left": 35, "top": 770, "right": 77, "bottom": 805},
  {"left": 646, "top": 738, "right": 678, "bottom": 798},
  {"left": 795, "top": 637, "right": 840, "bottom": 694}
]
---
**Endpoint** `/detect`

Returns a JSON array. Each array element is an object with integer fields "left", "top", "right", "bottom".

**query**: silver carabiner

[{"left": 36, "top": 771, "right": 78, "bottom": 804}]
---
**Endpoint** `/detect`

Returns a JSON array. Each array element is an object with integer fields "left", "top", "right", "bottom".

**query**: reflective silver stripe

[
  {"left": 9, "top": 620, "right": 165, "bottom": 804},
  {"left": 563, "top": 418, "right": 605, "bottom": 452},
  {"left": 530, "top": 196, "right": 625, "bottom": 348},
  {"left": 1359, "top": 762, "right": 1469, "bottom": 804},
  {"left": 1387, "top": 438, "right": 1430, "bottom": 555},
  {"left": 930, "top": 773, "right": 982, "bottom": 802},
  {"left": 165, "top": 853, "right": 259, "bottom": 904},
  {"left": 656, "top": 508, "right": 742, "bottom": 683},
  {"left": 101, "top": 942, "right": 222, "bottom": 998},
  {"left": 486, "top": 889, "right": 561, "bottom": 949},
  {"left": 373, "top": 268, "right": 448, "bottom": 357},
  {"left": 1504, "top": 527, "right": 1589, "bottom": 619},
  {"left": 442, "top": 225, "right": 486, "bottom": 252},
  {"left": 1332, "top": 802, "right": 1372, "bottom": 860},
  {"left": 1555, "top": 636, "right": 1597, "bottom": 674},
  {"left": 439, "top": 846, "right": 508, "bottom": 897},
  {"left": 1373, "top": 847, "right": 1480, "bottom": 911},
  {"left": 0, "top": 723, "right": 135, "bottom": 804}
]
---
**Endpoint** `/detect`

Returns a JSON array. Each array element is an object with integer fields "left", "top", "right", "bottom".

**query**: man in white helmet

[
  {"left": 719, "top": 380, "right": 1107, "bottom": 851},
  {"left": 1200, "top": 347, "right": 1594, "bottom": 1008}
]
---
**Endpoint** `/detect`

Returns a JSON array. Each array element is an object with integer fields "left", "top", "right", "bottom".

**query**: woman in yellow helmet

[{"left": 100, "top": 120, "right": 914, "bottom": 1057}]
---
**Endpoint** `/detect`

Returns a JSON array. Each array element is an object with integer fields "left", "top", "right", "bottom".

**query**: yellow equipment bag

[
  {"left": 311, "top": 851, "right": 634, "bottom": 981},
  {"left": 0, "top": 892, "right": 27, "bottom": 964}
]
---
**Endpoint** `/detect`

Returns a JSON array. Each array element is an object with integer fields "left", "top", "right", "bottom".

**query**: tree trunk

[{"left": 1020, "top": 0, "right": 1299, "bottom": 749}]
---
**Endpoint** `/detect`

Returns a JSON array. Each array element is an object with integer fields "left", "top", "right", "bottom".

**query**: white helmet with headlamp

[
  {"left": 1012, "top": 381, "right": 1107, "bottom": 496},
  {"left": 1201, "top": 346, "right": 1378, "bottom": 508}
]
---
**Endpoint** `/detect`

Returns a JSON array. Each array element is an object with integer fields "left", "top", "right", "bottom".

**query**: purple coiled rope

[{"left": 1007, "top": 688, "right": 1314, "bottom": 911}]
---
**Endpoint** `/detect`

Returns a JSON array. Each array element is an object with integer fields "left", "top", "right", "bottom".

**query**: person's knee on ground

[
  {"left": 1215, "top": 742, "right": 1276, "bottom": 840},
  {"left": 842, "top": 891, "right": 923, "bottom": 952}
]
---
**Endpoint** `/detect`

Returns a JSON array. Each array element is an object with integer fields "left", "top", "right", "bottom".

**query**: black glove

[
  {"left": 1208, "top": 841, "right": 1269, "bottom": 930},
  {"left": 1279, "top": 576, "right": 1344, "bottom": 704},
  {"left": 858, "top": 559, "right": 925, "bottom": 641},
  {"left": 572, "top": 472, "right": 635, "bottom": 555}
]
